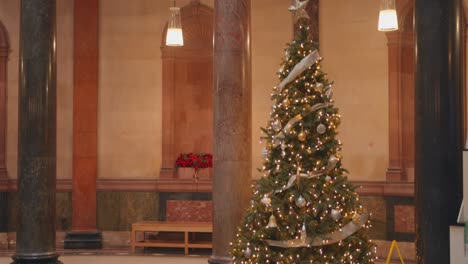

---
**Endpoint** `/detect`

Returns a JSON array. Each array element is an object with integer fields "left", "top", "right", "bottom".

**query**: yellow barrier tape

[{"left": 385, "top": 240, "right": 405, "bottom": 264}]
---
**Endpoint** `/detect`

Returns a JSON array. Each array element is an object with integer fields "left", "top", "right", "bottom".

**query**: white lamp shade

[
  {"left": 378, "top": 0, "right": 398, "bottom": 31},
  {"left": 166, "top": 28, "right": 184, "bottom": 46},
  {"left": 166, "top": 7, "right": 184, "bottom": 46}
]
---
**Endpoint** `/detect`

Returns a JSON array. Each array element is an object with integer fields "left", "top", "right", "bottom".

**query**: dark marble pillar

[
  {"left": 0, "top": 21, "right": 9, "bottom": 180},
  {"left": 209, "top": 0, "right": 251, "bottom": 263},
  {"left": 12, "top": 0, "right": 59, "bottom": 263},
  {"left": 0, "top": 192, "right": 6, "bottom": 232},
  {"left": 414, "top": 0, "right": 463, "bottom": 263}
]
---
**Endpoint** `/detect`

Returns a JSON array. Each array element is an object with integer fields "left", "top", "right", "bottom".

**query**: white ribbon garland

[
  {"left": 276, "top": 49, "right": 320, "bottom": 94},
  {"left": 272, "top": 103, "right": 331, "bottom": 147},
  {"left": 273, "top": 156, "right": 338, "bottom": 194},
  {"left": 265, "top": 212, "right": 369, "bottom": 248}
]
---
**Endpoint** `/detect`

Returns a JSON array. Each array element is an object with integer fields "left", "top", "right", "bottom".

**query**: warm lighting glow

[
  {"left": 166, "top": 28, "right": 183, "bottom": 46},
  {"left": 166, "top": 6, "right": 184, "bottom": 46},
  {"left": 378, "top": 0, "right": 398, "bottom": 31}
]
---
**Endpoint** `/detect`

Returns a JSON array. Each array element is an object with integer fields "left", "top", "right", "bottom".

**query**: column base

[
  {"left": 208, "top": 256, "right": 231, "bottom": 264},
  {"left": 12, "top": 253, "right": 61, "bottom": 264},
  {"left": 64, "top": 231, "right": 102, "bottom": 249}
]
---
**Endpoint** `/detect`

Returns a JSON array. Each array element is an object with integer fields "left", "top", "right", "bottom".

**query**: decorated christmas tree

[{"left": 230, "top": 1, "right": 377, "bottom": 263}]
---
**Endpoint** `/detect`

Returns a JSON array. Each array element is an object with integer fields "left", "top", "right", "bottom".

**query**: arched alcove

[
  {"left": 0, "top": 20, "right": 9, "bottom": 180},
  {"left": 159, "top": 1, "right": 214, "bottom": 189},
  {"left": 385, "top": 0, "right": 414, "bottom": 182}
]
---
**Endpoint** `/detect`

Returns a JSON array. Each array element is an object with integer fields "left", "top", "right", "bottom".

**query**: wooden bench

[{"left": 131, "top": 221, "right": 212, "bottom": 254}]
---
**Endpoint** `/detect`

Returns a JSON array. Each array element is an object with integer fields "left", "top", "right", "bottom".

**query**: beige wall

[
  {"left": 98, "top": 0, "right": 213, "bottom": 179},
  {"left": 0, "top": 0, "right": 388, "bottom": 181},
  {"left": 320, "top": 0, "right": 389, "bottom": 180},
  {"left": 251, "top": 0, "right": 389, "bottom": 181},
  {"left": 251, "top": 0, "right": 293, "bottom": 179},
  {"left": 1, "top": 0, "right": 74, "bottom": 179}
]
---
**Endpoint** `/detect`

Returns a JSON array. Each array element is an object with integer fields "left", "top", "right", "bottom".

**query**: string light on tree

[{"left": 229, "top": 1, "right": 376, "bottom": 263}]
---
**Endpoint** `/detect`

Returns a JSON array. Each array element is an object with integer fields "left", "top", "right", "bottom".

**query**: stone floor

[
  {"left": 0, "top": 255, "right": 208, "bottom": 264},
  {"left": 0, "top": 242, "right": 415, "bottom": 264},
  {"left": 0, "top": 255, "right": 414, "bottom": 264}
]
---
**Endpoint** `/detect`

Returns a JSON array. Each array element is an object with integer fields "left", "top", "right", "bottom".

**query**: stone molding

[{"left": 0, "top": 178, "right": 414, "bottom": 196}]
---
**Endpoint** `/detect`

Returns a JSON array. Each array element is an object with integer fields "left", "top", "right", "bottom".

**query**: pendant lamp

[
  {"left": 166, "top": 1, "right": 184, "bottom": 46},
  {"left": 378, "top": 0, "right": 398, "bottom": 31}
]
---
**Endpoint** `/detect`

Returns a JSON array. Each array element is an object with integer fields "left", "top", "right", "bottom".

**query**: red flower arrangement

[{"left": 175, "top": 153, "right": 213, "bottom": 172}]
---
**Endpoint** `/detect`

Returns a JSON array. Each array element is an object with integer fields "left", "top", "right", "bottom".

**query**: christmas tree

[{"left": 230, "top": 1, "right": 377, "bottom": 263}]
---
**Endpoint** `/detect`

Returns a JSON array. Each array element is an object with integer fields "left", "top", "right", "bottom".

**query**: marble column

[
  {"left": 12, "top": 0, "right": 60, "bottom": 264},
  {"left": 0, "top": 22, "right": 9, "bottom": 180},
  {"left": 209, "top": 0, "right": 251, "bottom": 263},
  {"left": 64, "top": 0, "right": 101, "bottom": 249},
  {"left": 415, "top": 0, "right": 463, "bottom": 263}
]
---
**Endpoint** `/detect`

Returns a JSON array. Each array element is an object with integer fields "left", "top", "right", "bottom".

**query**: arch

[
  {"left": 159, "top": 1, "right": 214, "bottom": 188},
  {"left": 0, "top": 20, "right": 9, "bottom": 180},
  {"left": 385, "top": 0, "right": 414, "bottom": 182},
  {"left": 161, "top": 1, "right": 214, "bottom": 57}
]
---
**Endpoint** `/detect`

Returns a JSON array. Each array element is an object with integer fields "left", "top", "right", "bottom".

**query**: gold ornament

[
  {"left": 298, "top": 131, "right": 307, "bottom": 141},
  {"left": 336, "top": 153, "right": 343, "bottom": 159},
  {"left": 261, "top": 195, "right": 271, "bottom": 206},
  {"left": 267, "top": 214, "right": 278, "bottom": 228},
  {"left": 352, "top": 213, "right": 362, "bottom": 225},
  {"left": 282, "top": 97, "right": 291, "bottom": 107}
]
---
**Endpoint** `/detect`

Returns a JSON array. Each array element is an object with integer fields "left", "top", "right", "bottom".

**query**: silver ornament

[
  {"left": 300, "top": 222, "right": 308, "bottom": 243},
  {"left": 295, "top": 195, "right": 306, "bottom": 208},
  {"left": 285, "top": 50, "right": 290, "bottom": 61},
  {"left": 281, "top": 151, "right": 286, "bottom": 157},
  {"left": 325, "top": 176, "right": 332, "bottom": 183},
  {"left": 331, "top": 209, "right": 342, "bottom": 221},
  {"left": 272, "top": 120, "right": 282, "bottom": 132},
  {"left": 316, "top": 82, "right": 324, "bottom": 90},
  {"left": 277, "top": 66, "right": 284, "bottom": 74},
  {"left": 262, "top": 147, "right": 268, "bottom": 158},
  {"left": 244, "top": 247, "right": 252, "bottom": 259},
  {"left": 272, "top": 137, "right": 282, "bottom": 147},
  {"left": 316, "top": 123, "right": 326, "bottom": 134},
  {"left": 329, "top": 156, "right": 338, "bottom": 164},
  {"left": 261, "top": 195, "right": 271, "bottom": 206},
  {"left": 325, "top": 88, "right": 332, "bottom": 97}
]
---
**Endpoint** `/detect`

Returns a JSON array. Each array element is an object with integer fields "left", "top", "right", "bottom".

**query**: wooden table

[{"left": 131, "top": 221, "right": 212, "bottom": 254}]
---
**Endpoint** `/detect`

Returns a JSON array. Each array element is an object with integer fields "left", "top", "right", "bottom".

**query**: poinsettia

[{"left": 176, "top": 153, "right": 212, "bottom": 171}]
